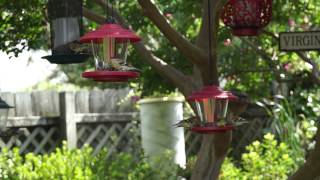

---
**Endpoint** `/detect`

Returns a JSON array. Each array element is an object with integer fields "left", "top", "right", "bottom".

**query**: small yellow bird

[
  {"left": 67, "top": 43, "right": 142, "bottom": 72},
  {"left": 173, "top": 116, "right": 200, "bottom": 129},
  {"left": 216, "top": 119, "right": 227, "bottom": 127},
  {"left": 218, "top": 116, "right": 248, "bottom": 127},
  {"left": 69, "top": 42, "right": 91, "bottom": 54},
  {"left": 108, "top": 58, "right": 141, "bottom": 72}
]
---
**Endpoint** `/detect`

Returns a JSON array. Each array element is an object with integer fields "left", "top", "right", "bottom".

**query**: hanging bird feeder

[
  {"left": 187, "top": 86, "right": 238, "bottom": 133},
  {"left": 80, "top": 20, "right": 141, "bottom": 82},
  {"left": 221, "top": 0, "right": 272, "bottom": 36},
  {"left": 42, "top": 0, "right": 89, "bottom": 64}
]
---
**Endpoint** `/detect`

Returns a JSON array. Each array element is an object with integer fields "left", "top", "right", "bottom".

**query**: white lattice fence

[
  {"left": 0, "top": 125, "right": 60, "bottom": 154},
  {"left": 0, "top": 91, "right": 271, "bottom": 160},
  {"left": 0, "top": 90, "right": 137, "bottom": 155},
  {"left": 76, "top": 121, "right": 202, "bottom": 157},
  {"left": 77, "top": 122, "right": 141, "bottom": 156}
]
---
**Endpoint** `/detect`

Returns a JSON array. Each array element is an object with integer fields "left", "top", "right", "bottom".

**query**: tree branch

[
  {"left": 295, "top": 51, "right": 320, "bottom": 85},
  {"left": 240, "top": 38, "right": 278, "bottom": 72},
  {"left": 261, "top": 30, "right": 320, "bottom": 85},
  {"left": 224, "top": 68, "right": 274, "bottom": 77},
  {"left": 137, "top": 0, "right": 206, "bottom": 66},
  {"left": 83, "top": 7, "right": 195, "bottom": 95},
  {"left": 261, "top": 29, "right": 279, "bottom": 41},
  {"left": 82, "top": 8, "right": 105, "bottom": 24}
]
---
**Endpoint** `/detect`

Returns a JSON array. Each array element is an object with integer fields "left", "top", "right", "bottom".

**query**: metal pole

[{"left": 207, "top": 0, "right": 214, "bottom": 85}]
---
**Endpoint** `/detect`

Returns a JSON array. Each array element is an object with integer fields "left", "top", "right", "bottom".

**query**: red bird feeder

[
  {"left": 187, "top": 86, "right": 238, "bottom": 133},
  {"left": 221, "top": 0, "right": 272, "bottom": 36},
  {"left": 80, "top": 22, "right": 141, "bottom": 82}
]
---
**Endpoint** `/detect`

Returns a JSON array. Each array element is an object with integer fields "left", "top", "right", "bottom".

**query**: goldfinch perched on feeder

[
  {"left": 174, "top": 116, "right": 200, "bottom": 129},
  {"left": 225, "top": 115, "right": 249, "bottom": 126},
  {"left": 68, "top": 42, "right": 91, "bottom": 54},
  {"left": 68, "top": 42, "right": 141, "bottom": 72},
  {"left": 51, "top": 41, "right": 90, "bottom": 54},
  {"left": 108, "top": 59, "right": 141, "bottom": 72},
  {"left": 234, "top": 118, "right": 249, "bottom": 126}
]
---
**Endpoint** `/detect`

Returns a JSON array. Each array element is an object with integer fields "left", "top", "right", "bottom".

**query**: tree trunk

[
  {"left": 289, "top": 125, "right": 320, "bottom": 180},
  {"left": 85, "top": 1, "right": 233, "bottom": 179},
  {"left": 191, "top": 133, "right": 232, "bottom": 180},
  {"left": 190, "top": 1, "right": 231, "bottom": 180}
]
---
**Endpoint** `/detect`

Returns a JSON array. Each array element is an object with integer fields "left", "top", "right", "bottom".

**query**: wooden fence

[
  {"left": 0, "top": 89, "right": 140, "bottom": 156},
  {"left": 0, "top": 90, "right": 269, "bottom": 159}
]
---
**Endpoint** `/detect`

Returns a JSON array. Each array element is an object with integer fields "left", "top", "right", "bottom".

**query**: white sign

[{"left": 279, "top": 31, "right": 320, "bottom": 51}]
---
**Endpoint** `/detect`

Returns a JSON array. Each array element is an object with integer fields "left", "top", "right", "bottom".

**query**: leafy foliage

[
  {"left": 0, "top": 134, "right": 306, "bottom": 179},
  {"left": 269, "top": 97, "right": 305, "bottom": 162},
  {"left": 0, "top": 0, "right": 200, "bottom": 95},
  {"left": 257, "top": 93, "right": 318, "bottom": 163},
  {"left": 0, "top": 142, "right": 96, "bottom": 179},
  {"left": 220, "top": 133, "right": 297, "bottom": 180},
  {"left": 0, "top": 142, "right": 179, "bottom": 180},
  {"left": 2, "top": 0, "right": 320, "bottom": 96},
  {"left": 220, "top": 0, "right": 320, "bottom": 98},
  {"left": 177, "top": 133, "right": 299, "bottom": 179},
  {"left": 0, "top": 0, "right": 48, "bottom": 57},
  {"left": 95, "top": 0, "right": 200, "bottom": 95},
  {"left": 287, "top": 87, "right": 319, "bottom": 150}
]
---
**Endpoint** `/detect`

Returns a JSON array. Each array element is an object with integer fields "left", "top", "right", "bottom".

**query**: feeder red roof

[
  {"left": 188, "top": 85, "right": 238, "bottom": 101},
  {"left": 80, "top": 23, "right": 141, "bottom": 43}
]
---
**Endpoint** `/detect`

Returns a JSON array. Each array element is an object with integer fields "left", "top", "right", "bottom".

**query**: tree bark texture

[
  {"left": 137, "top": 0, "right": 206, "bottom": 66},
  {"left": 191, "top": 133, "right": 232, "bottom": 180}
]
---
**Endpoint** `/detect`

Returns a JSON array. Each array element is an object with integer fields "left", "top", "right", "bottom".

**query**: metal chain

[{"left": 208, "top": 0, "right": 214, "bottom": 85}]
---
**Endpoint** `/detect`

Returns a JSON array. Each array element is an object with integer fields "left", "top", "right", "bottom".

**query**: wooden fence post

[{"left": 60, "top": 92, "right": 77, "bottom": 149}]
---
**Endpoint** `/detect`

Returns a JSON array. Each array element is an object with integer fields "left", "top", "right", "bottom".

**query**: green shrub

[
  {"left": 0, "top": 142, "right": 97, "bottom": 180},
  {"left": 220, "top": 133, "right": 297, "bottom": 180},
  {"left": 259, "top": 96, "right": 317, "bottom": 165},
  {"left": 0, "top": 134, "right": 300, "bottom": 180},
  {"left": 0, "top": 142, "right": 178, "bottom": 180}
]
